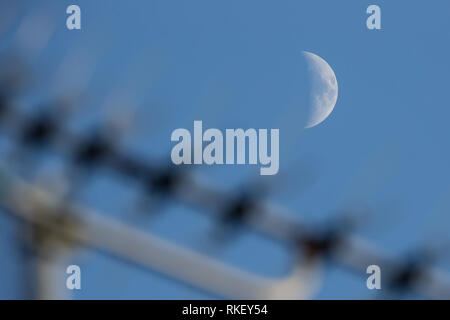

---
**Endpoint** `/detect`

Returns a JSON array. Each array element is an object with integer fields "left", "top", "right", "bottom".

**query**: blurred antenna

[{"left": 1, "top": 72, "right": 450, "bottom": 299}]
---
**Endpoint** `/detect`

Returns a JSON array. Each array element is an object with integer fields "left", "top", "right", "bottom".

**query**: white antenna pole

[{"left": 0, "top": 166, "right": 321, "bottom": 299}]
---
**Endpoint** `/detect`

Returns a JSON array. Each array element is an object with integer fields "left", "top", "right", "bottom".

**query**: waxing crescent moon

[{"left": 302, "top": 51, "right": 338, "bottom": 129}]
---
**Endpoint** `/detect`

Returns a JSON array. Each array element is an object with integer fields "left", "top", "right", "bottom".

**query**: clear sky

[{"left": 1, "top": 0, "right": 450, "bottom": 299}]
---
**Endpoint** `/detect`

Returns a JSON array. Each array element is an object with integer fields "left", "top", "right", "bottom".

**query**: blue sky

[{"left": 1, "top": 0, "right": 450, "bottom": 299}]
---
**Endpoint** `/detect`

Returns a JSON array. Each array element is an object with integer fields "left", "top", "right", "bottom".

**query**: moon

[{"left": 302, "top": 51, "right": 338, "bottom": 128}]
